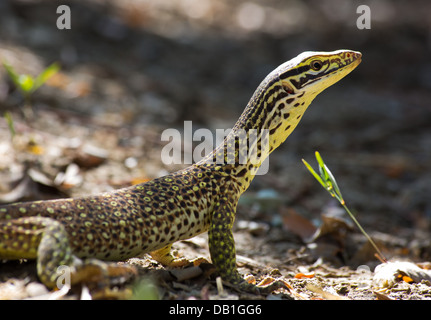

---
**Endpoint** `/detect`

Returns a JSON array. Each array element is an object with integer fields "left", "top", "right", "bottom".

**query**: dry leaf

[
  {"left": 257, "top": 276, "right": 276, "bottom": 286},
  {"left": 169, "top": 266, "right": 203, "bottom": 282},
  {"left": 310, "top": 212, "right": 353, "bottom": 243},
  {"left": 73, "top": 144, "right": 108, "bottom": 168},
  {"left": 131, "top": 177, "right": 151, "bottom": 185},
  {"left": 373, "top": 290, "right": 394, "bottom": 300},
  {"left": 401, "top": 275, "right": 414, "bottom": 283},
  {"left": 305, "top": 283, "right": 349, "bottom": 300},
  {"left": 294, "top": 272, "right": 315, "bottom": 279},
  {"left": 281, "top": 207, "right": 317, "bottom": 241}
]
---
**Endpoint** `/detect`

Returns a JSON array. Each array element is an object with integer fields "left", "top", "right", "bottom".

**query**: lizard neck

[{"left": 195, "top": 78, "right": 314, "bottom": 193}]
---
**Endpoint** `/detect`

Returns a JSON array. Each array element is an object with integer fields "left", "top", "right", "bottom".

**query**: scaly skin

[{"left": 0, "top": 50, "right": 361, "bottom": 294}]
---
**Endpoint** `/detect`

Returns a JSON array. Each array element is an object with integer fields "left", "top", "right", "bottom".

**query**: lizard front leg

[{"left": 208, "top": 200, "right": 288, "bottom": 295}]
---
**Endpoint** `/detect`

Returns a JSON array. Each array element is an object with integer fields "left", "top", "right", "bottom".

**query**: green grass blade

[
  {"left": 324, "top": 164, "right": 344, "bottom": 202},
  {"left": 303, "top": 150, "right": 386, "bottom": 262},
  {"left": 4, "top": 111, "right": 16, "bottom": 138},
  {"left": 302, "top": 158, "right": 327, "bottom": 189}
]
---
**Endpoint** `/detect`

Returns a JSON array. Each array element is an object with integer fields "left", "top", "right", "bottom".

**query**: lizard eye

[{"left": 310, "top": 60, "right": 323, "bottom": 71}]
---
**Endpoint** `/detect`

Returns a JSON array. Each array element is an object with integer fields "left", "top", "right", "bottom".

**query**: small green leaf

[
  {"left": 33, "top": 62, "right": 60, "bottom": 93},
  {"left": 316, "top": 153, "right": 330, "bottom": 183},
  {"left": 315, "top": 151, "right": 325, "bottom": 169},
  {"left": 302, "top": 158, "right": 327, "bottom": 189},
  {"left": 2, "top": 61, "right": 21, "bottom": 89},
  {"left": 323, "top": 164, "right": 344, "bottom": 202}
]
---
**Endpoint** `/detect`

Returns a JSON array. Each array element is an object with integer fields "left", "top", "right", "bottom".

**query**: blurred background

[{"left": 0, "top": 0, "right": 430, "bottom": 263}]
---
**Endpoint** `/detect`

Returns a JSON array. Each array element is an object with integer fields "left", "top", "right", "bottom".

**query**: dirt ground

[{"left": 0, "top": 0, "right": 431, "bottom": 300}]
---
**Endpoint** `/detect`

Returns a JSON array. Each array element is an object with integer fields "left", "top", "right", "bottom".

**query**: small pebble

[{"left": 25, "top": 282, "right": 49, "bottom": 297}]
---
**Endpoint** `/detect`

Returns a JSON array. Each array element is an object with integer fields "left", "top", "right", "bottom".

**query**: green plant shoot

[
  {"left": 4, "top": 111, "right": 16, "bottom": 139},
  {"left": 2, "top": 61, "right": 59, "bottom": 101},
  {"left": 302, "top": 151, "right": 386, "bottom": 262}
]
